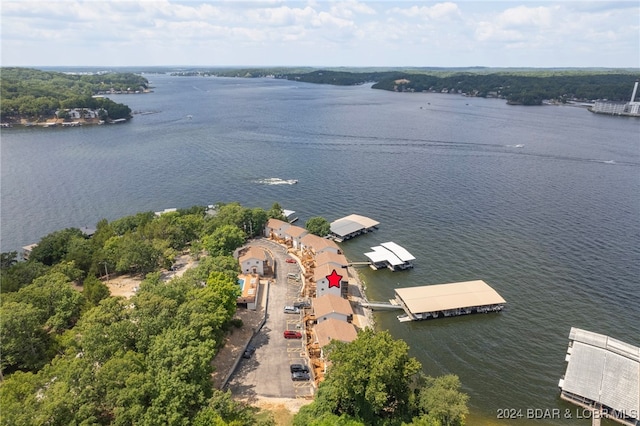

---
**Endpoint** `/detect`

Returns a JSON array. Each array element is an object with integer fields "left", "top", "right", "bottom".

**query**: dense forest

[
  {"left": 0, "top": 202, "right": 469, "bottom": 425},
  {"left": 0, "top": 67, "right": 148, "bottom": 122},
  {"left": 281, "top": 70, "right": 640, "bottom": 105}
]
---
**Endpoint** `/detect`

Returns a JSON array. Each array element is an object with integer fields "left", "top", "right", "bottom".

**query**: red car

[
  {"left": 285, "top": 258, "right": 296, "bottom": 263},
  {"left": 284, "top": 330, "right": 302, "bottom": 339}
]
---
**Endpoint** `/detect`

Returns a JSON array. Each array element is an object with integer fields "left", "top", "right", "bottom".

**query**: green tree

[
  {"left": 29, "top": 228, "right": 85, "bottom": 266},
  {"left": 305, "top": 216, "right": 330, "bottom": 236},
  {"left": 0, "top": 251, "right": 18, "bottom": 269},
  {"left": 8, "top": 271, "right": 84, "bottom": 333},
  {"left": 0, "top": 370, "right": 42, "bottom": 424},
  {"left": 73, "top": 297, "right": 137, "bottom": 364},
  {"left": 416, "top": 375, "right": 469, "bottom": 426},
  {"left": 299, "top": 329, "right": 422, "bottom": 425},
  {"left": 203, "top": 225, "right": 246, "bottom": 256},
  {"left": 82, "top": 275, "right": 111, "bottom": 306},
  {"left": 267, "top": 202, "right": 286, "bottom": 220},
  {"left": 0, "top": 259, "right": 49, "bottom": 293},
  {"left": 0, "top": 301, "right": 50, "bottom": 372}
]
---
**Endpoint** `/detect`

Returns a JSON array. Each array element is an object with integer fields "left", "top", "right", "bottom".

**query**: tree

[
  {"left": 416, "top": 375, "right": 469, "bottom": 426},
  {"left": 82, "top": 275, "right": 111, "bottom": 306},
  {"left": 0, "top": 259, "right": 49, "bottom": 293},
  {"left": 299, "top": 329, "right": 422, "bottom": 425},
  {"left": 305, "top": 217, "right": 330, "bottom": 236},
  {"left": 0, "top": 301, "right": 50, "bottom": 373},
  {"left": 202, "top": 225, "right": 246, "bottom": 256},
  {"left": 7, "top": 271, "right": 85, "bottom": 333},
  {"left": 0, "top": 251, "right": 18, "bottom": 269},
  {"left": 29, "top": 228, "right": 85, "bottom": 266},
  {"left": 267, "top": 202, "right": 286, "bottom": 221}
]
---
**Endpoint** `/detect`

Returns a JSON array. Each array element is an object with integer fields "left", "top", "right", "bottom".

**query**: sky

[{"left": 1, "top": 1, "right": 639, "bottom": 69}]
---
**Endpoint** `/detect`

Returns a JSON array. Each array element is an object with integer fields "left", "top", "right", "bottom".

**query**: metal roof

[
  {"left": 561, "top": 328, "right": 639, "bottom": 418},
  {"left": 330, "top": 214, "right": 380, "bottom": 237},
  {"left": 395, "top": 280, "right": 506, "bottom": 313},
  {"left": 380, "top": 242, "right": 415, "bottom": 262},
  {"left": 364, "top": 246, "right": 404, "bottom": 266}
]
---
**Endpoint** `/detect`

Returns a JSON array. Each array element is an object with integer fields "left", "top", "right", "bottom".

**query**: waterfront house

[
  {"left": 313, "top": 294, "right": 354, "bottom": 324},
  {"left": 264, "top": 218, "right": 290, "bottom": 240},
  {"left": 284, "top": 225, "right": 308, "bottom": 249},
  {"left": 315, "top": 251, "right": 349, "bottom": 270},
  {"left": 314, "top": 263, "right": 348, "bottom": 298},
  {"left": 313, "top": 318, "right": 358, "bottom": 356},
  {"left": 300, "top": 233, "right": 342, "bottom": 256}
]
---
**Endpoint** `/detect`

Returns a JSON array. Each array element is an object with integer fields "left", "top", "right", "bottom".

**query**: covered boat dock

[
  {"left": 394, "top": 280, "right": 506, "bottom": 322},
  {"left": 330, "top": 214, "right": 379, "bottom": 242},
  {"left": 559, "top": 327, "right": 639, "bottom": 426},
  {"left": 364, "top": 241, "right": 415, "bottom": 271}
]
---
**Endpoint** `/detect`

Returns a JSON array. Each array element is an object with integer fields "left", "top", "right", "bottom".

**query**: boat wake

[
  {"left": 506, "top": 144, "right": 525, "bottom": 148},
  {"left": 254, "top": 177, "right": 298, "bottom": 185}
]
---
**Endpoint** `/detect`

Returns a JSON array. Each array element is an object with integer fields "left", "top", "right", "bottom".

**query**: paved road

[{"left": 227, "top": 238, "right": 314, "bottom": 399}]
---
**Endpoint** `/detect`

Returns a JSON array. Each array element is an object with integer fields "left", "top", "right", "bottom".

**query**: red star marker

[{"left": 326, "top": 269, "right": 342, "bottom": 288}]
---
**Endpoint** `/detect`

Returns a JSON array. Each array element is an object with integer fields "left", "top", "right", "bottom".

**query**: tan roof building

[
  {"left": 313, "top": 293, "right": 354, "bottom": 323},
  {"left": 314, "top": 318, "right": 358, "bottom": 348},
  {"left": 315, "top": 251, "right": 349, "bottom": 269},
  {"left": 301, "top": 233, "right": 341, "bottom": 255},
  {"left": 284, "top": 225, "right": 308, "bottom": 248},
  {"left": 239, "top": 246, "right": 267, "bottom": 275},
  {"left": 314, "top": 263, "right": 348, "bottom": 298},
  {"left": 264, "top": 218, "right": 290, "bottom": 239}
]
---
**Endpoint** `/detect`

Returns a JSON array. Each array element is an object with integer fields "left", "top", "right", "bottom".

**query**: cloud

[
  {"left": 389, "top": 2, "right": 461, "bottom": 20},
  {"left": 1, "top": 1, "right": 638, "bottom": 67}
]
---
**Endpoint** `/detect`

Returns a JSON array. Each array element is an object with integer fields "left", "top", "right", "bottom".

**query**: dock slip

[
  {"left": 364, "top": 241, "right": 415, "bottom": 271},
  {"left": 393, "top": 280, "right": 506, "bottom": 322}
]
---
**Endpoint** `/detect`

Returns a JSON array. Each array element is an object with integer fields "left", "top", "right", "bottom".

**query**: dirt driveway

[{"left": 105, "top": 254, "right": 196, "bottom": 298}]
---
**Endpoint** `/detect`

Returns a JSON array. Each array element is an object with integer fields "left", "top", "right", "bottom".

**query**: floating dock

[
  {"left": 364, "top": 241, "right": 415, "bottom": 271},
  {"left": 393, "top": 280, "right": 506, "bottom": 321},
  {"left": 559, "top": 327, "right": 639, "bottom": 426}
]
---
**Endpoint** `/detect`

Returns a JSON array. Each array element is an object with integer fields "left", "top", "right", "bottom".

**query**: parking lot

[{"left": 227, "top": 239, "right": 314, "bottom": 400}]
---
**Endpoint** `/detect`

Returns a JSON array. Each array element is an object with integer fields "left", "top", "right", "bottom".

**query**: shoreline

[{"left": 346, "top": 265, "right": 376, "bottom": 331}]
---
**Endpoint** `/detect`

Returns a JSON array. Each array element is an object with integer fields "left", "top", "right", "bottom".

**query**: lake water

[{"left": 1, "top": 74, "right": 639, "bottom": 425}]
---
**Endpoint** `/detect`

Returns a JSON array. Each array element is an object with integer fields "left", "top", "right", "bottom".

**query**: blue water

[{"left": 2, "top": 74, "right": 639, "bottom": 424}]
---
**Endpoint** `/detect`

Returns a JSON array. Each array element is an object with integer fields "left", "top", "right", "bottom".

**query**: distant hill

[{"left": 169, "top": 66, "right": 639, "bottom": 105}]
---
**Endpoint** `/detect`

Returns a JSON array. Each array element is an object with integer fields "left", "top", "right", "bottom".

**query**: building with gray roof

[{"left": 559, "top": 327, "right": 639, "bottom": 426}]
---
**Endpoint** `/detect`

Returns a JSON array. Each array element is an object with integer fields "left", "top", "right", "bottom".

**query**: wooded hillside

[{"left": 0, "top": 67, "right": 148, "bottom": 122}]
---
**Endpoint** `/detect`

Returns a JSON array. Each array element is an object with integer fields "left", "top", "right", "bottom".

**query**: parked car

[
  {"left": 284, "top": 330, "right": 302, "bottom": 339},
  {"left": 283, "top": 306, "right": 300, "bottom": 314},
  {"left": 242, "top": 345, "right": 256, "bottom": 359},
  {"left": 292, "top": 371, "right": 311, "bottom": 381},
  {"left": 293, "top": 300, "right": 311, "bottom": 309},
  {"left": 285, "top": 258, "right": 296, "bottom": 263},
  {"left": 290, "top": 363, "right": 309, "bottom": 373}
]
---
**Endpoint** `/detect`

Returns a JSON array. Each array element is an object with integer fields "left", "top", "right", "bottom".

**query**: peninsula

[{"left": 0, "top": 67, "right": 149, "bottom": 127}]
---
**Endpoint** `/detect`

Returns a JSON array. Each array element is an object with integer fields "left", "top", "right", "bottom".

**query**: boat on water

[{"left": 255, "top": 177, "right": 298, "bottom": 185}]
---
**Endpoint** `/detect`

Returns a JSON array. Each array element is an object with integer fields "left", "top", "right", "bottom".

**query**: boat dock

[
  {"left": 393, "top": 280, "right": 506, "bottom": 322},
  {"left": 364, "top": 241, "right": 415, "bottom": 271},
  {"left": 559, "top": 327, "right": 639, "bottom": 426},
  {"left": 329, "top": 214, "right": 379, "bottom": 242}
]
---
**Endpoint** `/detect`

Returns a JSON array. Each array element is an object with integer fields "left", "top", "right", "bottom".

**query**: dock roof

[
  {"left": 561, "top": 327, "right": 639, "bottom": 419},
  {"left": 395, "top": 280, "right": 506, "bottom": 314},
  {"left": 364, "top": 246, "right": 404, "bottom": 267},
  {"left": 330, "top": 214, "right": 379, "bottom": 237},
  {"left": 380, "top": 242, "right": 415, "bottom": 262}
]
